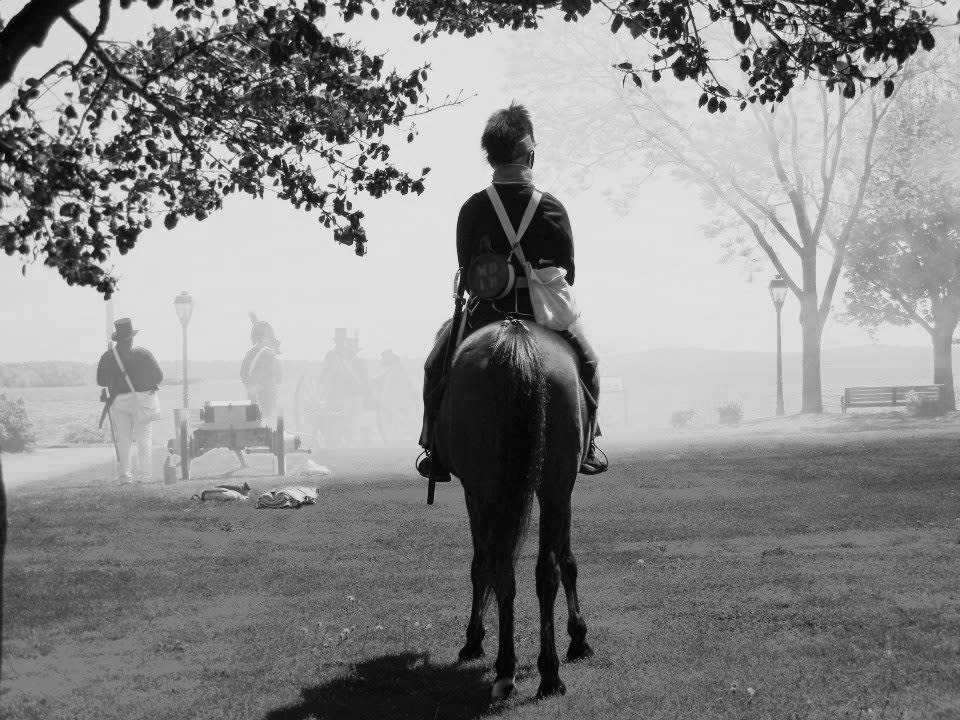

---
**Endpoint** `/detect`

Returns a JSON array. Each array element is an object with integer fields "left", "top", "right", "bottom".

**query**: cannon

[{"left": 166, "top": 401, "right": 308, "bottom": 481}]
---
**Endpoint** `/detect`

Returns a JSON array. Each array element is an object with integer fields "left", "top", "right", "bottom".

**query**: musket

[
  {"left": 428, "top": 270, "right": 466, "bottom": 506},
  {"left": 98, "top": 387, "right": 115, "bottom": 429},
  {"left": 99, "top": 341, "right": 121, "bottom": 465}
]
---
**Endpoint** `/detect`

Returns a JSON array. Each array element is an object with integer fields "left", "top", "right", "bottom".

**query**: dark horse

[{"left": 434, "top": 318, "right": 594, "bottom": 699}]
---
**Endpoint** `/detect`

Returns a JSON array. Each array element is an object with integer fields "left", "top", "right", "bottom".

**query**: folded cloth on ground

[
  {"left": 297, "top": 459, "right": 331, "bottom": 476},
  {"left": 256, "top": 486, "right": 321, "bottom": 509},
  {"left": 192, "top": 482, "right": 251, "bottom": 502}
]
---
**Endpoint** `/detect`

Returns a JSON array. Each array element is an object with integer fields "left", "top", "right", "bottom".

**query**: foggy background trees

[
  {"left": 512, "top": 16, "right": 960, "bottom": 413},
  {"left": 842, "top": 47, "right": 960, "bottom": 409}
]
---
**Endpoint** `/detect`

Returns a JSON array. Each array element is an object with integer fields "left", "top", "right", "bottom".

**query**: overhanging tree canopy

[{"left": 0, "top": 0, "right": 948, "bottom": 296}]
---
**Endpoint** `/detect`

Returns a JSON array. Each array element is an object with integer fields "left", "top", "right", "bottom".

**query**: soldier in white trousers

[{"left": 97, "top": 319, "right": 164, "bottom": 483}]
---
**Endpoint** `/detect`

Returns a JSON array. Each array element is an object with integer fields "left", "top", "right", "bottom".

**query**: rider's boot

[
  {"left": 579, "top": 397, "right": 608, "bottom": 475},
  {"left": 418, "top": 332, "right": 452, "bottom": 483},
  {"left": 563, "top": 327, "right": 608, "bottom": 476}
]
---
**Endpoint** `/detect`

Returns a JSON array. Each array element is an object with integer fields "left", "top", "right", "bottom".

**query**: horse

[{"left": 434, "top": 317, "right": 594, "bottom": 699}]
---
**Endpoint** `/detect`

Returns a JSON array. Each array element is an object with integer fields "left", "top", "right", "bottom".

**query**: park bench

[{"left": 840, "top": 385, "right": 944, "bottom": 413}]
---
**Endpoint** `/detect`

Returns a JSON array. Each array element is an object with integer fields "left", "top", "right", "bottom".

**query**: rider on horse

[{"left": 417, "top": 102, "right": 608, "bottom": 482}]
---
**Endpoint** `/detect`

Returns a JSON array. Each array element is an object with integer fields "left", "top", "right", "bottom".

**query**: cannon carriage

[{"left": 167, "top": 400, "right": 307, "bottom": 481}]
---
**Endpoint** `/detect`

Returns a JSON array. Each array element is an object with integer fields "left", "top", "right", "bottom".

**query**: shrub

[
  {"left": 0, "top": 394, "right": 38, "bottom": 452},
  {"left": 717, "top": 401, "right": 744, "bottom": 426},
  {"left": 670, "top": 409, "right": 696, "bottom": 429},
  {"left": 62, "top": 421, "right": 106, "bottom": 444},
  {"left": 905, "top": 391, "right": 945, "bottom": 418}
]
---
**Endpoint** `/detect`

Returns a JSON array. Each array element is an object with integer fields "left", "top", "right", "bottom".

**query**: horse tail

[{"left": 483, "top": 319, "right": 547, "bottom": 568}]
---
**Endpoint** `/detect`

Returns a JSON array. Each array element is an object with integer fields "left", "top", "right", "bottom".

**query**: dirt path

[{"left": 2, "top": 446, "right": 117, "bottom": 490}]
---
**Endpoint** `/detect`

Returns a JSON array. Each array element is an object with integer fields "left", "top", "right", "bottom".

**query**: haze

[{"left": 4, "top": 3, "right": 944, "bottom": 363}]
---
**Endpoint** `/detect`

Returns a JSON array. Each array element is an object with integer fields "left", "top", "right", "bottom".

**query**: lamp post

[
  {"left": 174, "top": 291, "right": 194, "bottom": 408},
  {"left": 768, "top": 275, "right": 789, "bottom": 416},
  {"left": 105, "top": 298, "right": 115, "bottom": 345}
]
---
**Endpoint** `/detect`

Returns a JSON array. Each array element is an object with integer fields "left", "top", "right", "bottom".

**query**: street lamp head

[
  {"left": 768, "top": 275, "right": 788, "bottom": 308},
  {"left": 174, "top": 291, "right": 194, "bottom": 327}
]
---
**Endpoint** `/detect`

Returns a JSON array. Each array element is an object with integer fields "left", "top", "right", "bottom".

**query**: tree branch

[
  {"left": 756, "top": 107, "right": 815, "bottom": 249},
  {"left": 876, "top": 278, "right": 934, "bottom": 335},
  {"left": 62, "top": 10, "right": 199, "bottom": 157},
  {"left": 0, "top": 0, "right": 85, "bottom": 88},
  {"left": 787, "top": 96, "right": 804, "bottom": 193},
  {"left": 637, "top": 90, "right": 805, "bottom": 256},
  {"left": 811, "top": 90, "right": 844, "bottom": 244},
  {"left": 818, "top": 241, "right": 844, "bottom": 325},
  {"left": 656, "top": 139, "right": 802, "bottom": 298},
  {"left": 75, "top": 0, "right": 113, "bottom": 72}
]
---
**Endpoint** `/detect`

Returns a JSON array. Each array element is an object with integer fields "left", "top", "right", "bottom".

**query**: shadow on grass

[{"left": 265, "top": 652, "right": 497, "bottom": 720}]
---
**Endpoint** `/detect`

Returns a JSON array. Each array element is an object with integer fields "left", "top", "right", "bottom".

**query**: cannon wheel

[
  {"left": 275, "top": 416, "right": 286, "bottom": 476},
  {"left": 293, "top": 372, "right": 325, "bottom": 443},
  {"left": 179, "top": 420, "right": 191, "bottom": 482}
]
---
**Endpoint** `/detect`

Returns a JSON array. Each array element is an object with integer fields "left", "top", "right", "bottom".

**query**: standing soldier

[
  {"left": 241, "top": 314, "right": 283, "bottom": 426},
  {"left": 97, "top": 318, "right": 163, "bottom": 483},
  {"left": 320, "top": 329, "right": 367, "bottom": 447}
]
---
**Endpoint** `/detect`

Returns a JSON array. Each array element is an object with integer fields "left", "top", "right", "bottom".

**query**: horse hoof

[
  {"left": 566, "top": 640, "right": 594, "bottom": 662},
  {"left": 536, "top": 678, "right": 566, "bottom": 698},
  {"left": 458, "top": 644, "right": 485, "bottom": 662},
  {"left": 491, "top": 677, "right": 516, "bottom": 700}
]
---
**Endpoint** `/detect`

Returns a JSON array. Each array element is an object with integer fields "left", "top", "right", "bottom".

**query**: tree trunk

[
  {"left": 931, "top": 323, "right": 957, "bottom": 411},
  {"left": 799, "top": 293, "right": 823, "bottom": 413},
  {"left": 798, "top": 251, "right": 823, "bottom": 414}
]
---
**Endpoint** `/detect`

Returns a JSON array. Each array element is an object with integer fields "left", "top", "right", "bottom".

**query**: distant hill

[{"left": 0, "top": 362, "right": 93, "bottom": 388}]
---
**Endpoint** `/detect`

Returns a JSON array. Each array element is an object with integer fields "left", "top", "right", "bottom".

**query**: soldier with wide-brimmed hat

[{"left": 97, "top": 318, "right": 164, "bottom": 483}]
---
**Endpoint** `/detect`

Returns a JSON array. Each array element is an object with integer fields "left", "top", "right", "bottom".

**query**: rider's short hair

[{"left": 481, "top": 103, "right": 535, "bottom": 167}]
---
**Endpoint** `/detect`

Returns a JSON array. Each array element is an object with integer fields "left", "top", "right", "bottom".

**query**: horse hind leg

[
  {"left": 491, "top": 566, "right": 518, "bottom": 700},
  {"left": 553, "top": 495, "right": 592, "bottom": 662},
  {"left": 560, "top": 546, "right": 593, "bottom": 662},
  {"left": 535, "top": 501, "right": 566, "bottom": 698},
  {"left": 458, "top": 548, "right": 490, "bottom": 662}
]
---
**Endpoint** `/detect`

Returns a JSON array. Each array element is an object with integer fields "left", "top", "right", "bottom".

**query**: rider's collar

[{"left": 492, "top": 164, "right": 534, "bottom": 186}]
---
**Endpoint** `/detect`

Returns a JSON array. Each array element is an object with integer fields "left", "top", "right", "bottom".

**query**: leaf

[
  {"left": 164, "top": 212, "right": 179, "bottom": 230},
  {"left": 611, "top": 15, "right": 623, "bottom": 34},
  {"left": 616, "top": 62, "right": 633, "bottom": 71},
  {"left": 371, "top": 7, "right": 379, "bottom": 19},
  {"left": 631, "top": 73, "right": 642, "bottom": 88},
  {"left": 698, "top": 93, "right": 708, "bottom": 108},
  {"left": 883, "top": 79, "right": 894, "bottom": 98},
  {"left": 732, "top": 19, "right": 750, "bottom": 44}
]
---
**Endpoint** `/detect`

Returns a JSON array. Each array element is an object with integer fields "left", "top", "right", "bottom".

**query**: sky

[{"left": 0, "top": 1, "right": 951, "bottom": 363}]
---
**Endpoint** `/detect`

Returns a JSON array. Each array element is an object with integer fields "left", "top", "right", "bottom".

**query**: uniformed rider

[{"left": 417, "top": 103, "right": 608, "bottom": 482}]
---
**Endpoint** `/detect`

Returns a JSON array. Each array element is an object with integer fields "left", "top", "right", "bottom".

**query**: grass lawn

[{"left": 2, "top": 426, "right": 960, "bottom": 719}]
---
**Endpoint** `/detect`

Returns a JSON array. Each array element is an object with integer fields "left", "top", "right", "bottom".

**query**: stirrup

[
  {"left": 579, "top": 443, "right": 608, "bottom": 475},
  {"left": 416, "top": 450, "right": 451, "bottom": 482}
]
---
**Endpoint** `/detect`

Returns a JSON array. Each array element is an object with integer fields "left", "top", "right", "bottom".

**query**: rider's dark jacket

[{"left": 456, "top": 172, "right": 574, "bottom": 322}]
